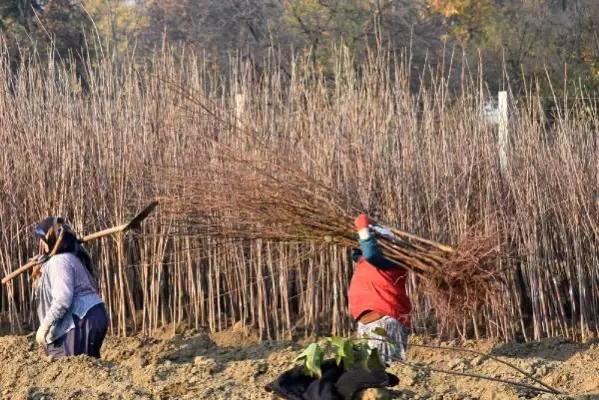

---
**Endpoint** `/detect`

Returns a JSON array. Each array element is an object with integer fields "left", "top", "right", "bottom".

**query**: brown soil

[{"left": 0, "top": 325, "right": 598, "bottom": 400}]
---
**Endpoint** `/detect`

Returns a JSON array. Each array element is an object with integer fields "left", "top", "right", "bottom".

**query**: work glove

[
  {"left": 372, "top": 225, "right": 394, "bottom": 240},
  {"left": 35, "top": 323, "right": 51, "bottom": 348}
]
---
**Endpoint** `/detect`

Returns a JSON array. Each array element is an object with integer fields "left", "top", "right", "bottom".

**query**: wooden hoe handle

[
  {"left": 1, "top": 259, "right": 41, "bottom": 285},
  {"left": 1, "top": 201, "right": 158, "bottom": 285}
]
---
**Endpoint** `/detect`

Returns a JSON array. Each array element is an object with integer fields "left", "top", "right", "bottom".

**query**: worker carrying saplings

[
  {"left": 348, "top": 214, "right": 412, "bottom": 362},
  {"left": 33, "top": 217, "right": 109, "bottom": 360}
]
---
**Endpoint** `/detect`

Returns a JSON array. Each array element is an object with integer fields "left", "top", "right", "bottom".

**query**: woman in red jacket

[{"left": 348, "top": 214, "right": 412, "bottom": 362}]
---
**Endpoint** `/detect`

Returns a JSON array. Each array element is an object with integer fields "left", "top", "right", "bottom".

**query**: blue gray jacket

[
  {"left": 36, "top": 253, "right": 103, "bottom": 344},
  {"left": 352, "top": 236, "right": 398, "bottom": 270}
]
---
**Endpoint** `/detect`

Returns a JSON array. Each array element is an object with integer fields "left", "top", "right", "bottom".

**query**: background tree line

[{"left": 1, "top": 0, "right": 598, "bottom": 99}]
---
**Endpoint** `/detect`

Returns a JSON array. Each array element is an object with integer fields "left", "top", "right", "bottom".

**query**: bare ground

[{"left": 0, "top": 324, "right": 598, "bottom": 400}]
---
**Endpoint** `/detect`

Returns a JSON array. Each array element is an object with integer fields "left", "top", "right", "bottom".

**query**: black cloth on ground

[{"left": 265, "top": 359, "right": 399, "bottom": 400}]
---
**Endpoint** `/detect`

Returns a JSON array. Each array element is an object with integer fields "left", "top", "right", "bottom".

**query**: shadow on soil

[
  {"left": 159, "top": 332, "right": 299, "bottom": 366},
  {"left": 490, "top": 336, "right": 599, "bottom": 362}
]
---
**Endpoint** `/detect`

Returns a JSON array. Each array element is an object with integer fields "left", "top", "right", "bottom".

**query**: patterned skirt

[{"left": 357, "top": 315, "right": 410, "bottom": 363}]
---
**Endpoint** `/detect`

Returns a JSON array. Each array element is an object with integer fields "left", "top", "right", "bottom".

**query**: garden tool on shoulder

[{"left": 1, "top": 201, "right": 158, "bottom": 285}]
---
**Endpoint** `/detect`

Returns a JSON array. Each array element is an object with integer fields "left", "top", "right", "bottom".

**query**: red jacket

[{"left": 348, "top": 236, "right": 412, "bottom": 328}]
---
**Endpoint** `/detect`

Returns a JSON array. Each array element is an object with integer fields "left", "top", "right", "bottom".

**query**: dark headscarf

[{"left": 34, "top": 216, "right": 97, "bottom": 287}]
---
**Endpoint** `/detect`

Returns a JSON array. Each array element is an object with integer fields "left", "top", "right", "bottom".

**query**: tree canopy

[{"left": 1, "top": 0, "right": 597, "bottom": 97}]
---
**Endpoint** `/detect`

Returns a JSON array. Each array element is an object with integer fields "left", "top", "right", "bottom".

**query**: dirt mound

[
  {"left": 0, "top": 325, "right": 297, "bottom": 400},
  {"left": 0, "top": 327, "right": 598, "bottom": 399}
]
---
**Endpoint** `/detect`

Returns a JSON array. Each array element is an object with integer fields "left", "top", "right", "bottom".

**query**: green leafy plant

[
  {"left": 296, "top": 343, "right": 326, "bottom": 378},
  {"left": 295, "top": 329, "right": 394, "bottom": 379}
]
